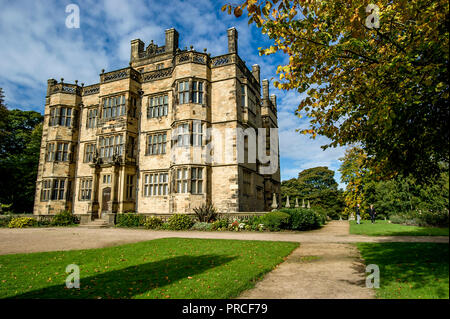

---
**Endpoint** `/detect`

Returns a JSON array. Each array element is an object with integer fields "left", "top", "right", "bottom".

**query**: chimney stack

[
  {"left": 227, "top": 27, "right": 238, "bottom": 53},
  {"left": 252, "top": 64, "right": 260, "bottom": 84},
  {"left": 262, "top": 79, "right": 269, "bottom": 100},
  {"left": 165, "top": 28, "right": 179, "bottom": 53},
  {"left": 130, "top": 39, "right": 144, "bottom": 61},
  {"left": 270, "top": 94, "right": 277, "bottom": 108}
]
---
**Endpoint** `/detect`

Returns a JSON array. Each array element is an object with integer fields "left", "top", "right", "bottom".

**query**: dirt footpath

[{"left": 239, "top": 243, "right": 375, "bottom": 299}]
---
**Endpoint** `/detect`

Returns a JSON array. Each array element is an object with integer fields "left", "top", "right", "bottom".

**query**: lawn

[
  {"left": 0, "top": 238, "right": 298, "bottom": 299},
  {"left": 357, "top": 242, "right": 449, "bottom": 299},
  {"left": 349, "top": 220, "right": 449, "bottom": 236}
]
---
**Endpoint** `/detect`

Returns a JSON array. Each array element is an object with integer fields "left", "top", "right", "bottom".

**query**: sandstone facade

[{"left": 33, "top": 27, "right": 280, "bottom": 218}]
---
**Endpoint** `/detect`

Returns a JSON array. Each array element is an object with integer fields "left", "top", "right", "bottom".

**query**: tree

[
  {"left": 281, "top": 166, "right": 344, "bottom": 218},
  {"left": 339, "top": 146, "right": 449, "bottom": 218},
  {"left": 0, "top": 102, "right": 43, "bottom": 213},
  {"left": 223, "top": 0, "right": 449, "bottom": 182}
]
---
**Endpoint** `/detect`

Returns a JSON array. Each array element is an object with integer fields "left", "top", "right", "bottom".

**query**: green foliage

[
  {"left": 245, "top": 216, "right": 265, "bottom": 231},
  {"left": 211, "top": 219, "right": 229, "bottom": 231},
  {"left": 167, "top": 214, "right": 194, "bottom": 230},
  {"left": 50, "top": 210, "right": 78, "bottom": 226},
  {"left": 116, "top": 213, "right": 145, "bottom": 228},
  {"left": 143, "top": 216, "right": 164, "bottom": 229},
  {"left": 260, "top": 211, "right": 291, "bottom": 231},
  {"left": 279, "top": 208, "right": 323, "bottom": 231},
  {"left": 340, "top": 147, "right": 449, "bottom": 221},
  {"left": 0, "top": 216, "right": 12, "bottom": 227},
  {"left": 191, "top": 222, "right": 213, "bottom": 231},
  {"left": 8, "top": 217, "right": 37, "bottom": 228},
  {"left": 0, "top": 105, "right": 43, "bottom": 214},
  {"left": 281, "top": 167, "right": 344, "bottom": 219},
  {"left": 193, "top": 203, "right": 218, "bottom": 222},
  {"left": 390, "top": 210, "right": 449, "bottom": 228}
]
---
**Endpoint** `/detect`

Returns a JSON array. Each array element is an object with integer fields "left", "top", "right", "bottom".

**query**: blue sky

[{"left": 0, "top": 0, "right": 346, "bottom": 187}]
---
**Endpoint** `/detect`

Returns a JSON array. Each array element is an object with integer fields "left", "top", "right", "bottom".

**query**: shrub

[
  {"left": 390, "top": 210, "right": 449, "bottom": 227},
  {"left": 8, "top": 217, "right": 37, "bottom": 228},
  {"left": 193, "top": 204, "right": 219, "bottom": 222},
  {"left": 211, "top": 219, "right": 229, "bottom": 231},
  {"left": 143, "top": 216, "right": 164, "bottom": 229},
  {"left": 191, "top": 222, "right": 213, "bottom": 231},
  {"left": 245, "top": 215, "right": 265, "bottom": 231},
  {"left": 51, "top": 210, "right": 78, "bottom": 226},
  {"left": 116, "top": 213, "right": 145, "bottom": 227},
  {"left": 261, "top": 212, "right": 291, "bottom": 231},
  {"left": 167, "top": 214, "right": 194, "bottom": 230},
  {"left": 279, "top": 208, "right": 323, "bottom": 231},
  {"left": 0, "top": 216, "right": 12, "bottom": 227}
]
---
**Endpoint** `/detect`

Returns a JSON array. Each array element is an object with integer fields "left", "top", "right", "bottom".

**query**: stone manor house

[{"left": 33, "top": 27, "right": 280, "bottom": 220}]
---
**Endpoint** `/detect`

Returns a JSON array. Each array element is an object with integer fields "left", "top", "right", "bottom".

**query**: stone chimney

[
  {"left": 165, "top": 28, "right": 179, "bottom": 53},
  {"left": 270, "top": 94, "right": 277, "bottom": 109},
  {"left": 130, "top": 39, "right": 144, "bottom": 61},
  {"left": 262, "top": 79, "right": 269, "bottom": 99},
  {"left": 227, "top": 27, "right": 238, "bottom": 53},
  {"left": 46, "top": 78, "right": 57, "bottom": 96},
  {"left": 252, "top": 64, "right": 260, "bottom": 84}
]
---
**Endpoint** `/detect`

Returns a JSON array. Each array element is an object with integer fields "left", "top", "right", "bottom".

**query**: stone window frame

[
  {"left": 175, "top": 167, "right": 189, "bottom": 193},
  {"left": 176, "top": 78, "right": 208, "bottom": 106},
  {"left": 79, "top": 178, "right": 93, "bottom": 201},
  {"left": 192, "top": 80, "right": 204, "bottom": 104},
  {"left": 192, "top": 121, "right": 204, "bottom": 147},
  {"left": 146, "top": 132, "right": 167, "bottom": 155},
  {"left": 190, "top": 167, "right": 204, "bottom": 194},
  {"left": 178, "top": 80, "right": 189, "bottom": 104},
  {"left": 49, "top": 105, "right": 77, "bottom": 128},
  {"left": 48, "top": 178, "right": 67, "bottom": 201},
  {"left": 102, "top": 95, "right": 126, "bottom": 120},
  {"left": 143, "top": 171, "right": 169, "bottom": 197},
  {"left": 46, "top": 141, "right": 72, "bottom": 162},
  {"left": 86, "top": 107, "right": 98, "bottom": 129},
  {"left": 98, "top": 134, "right": 124, "bottom": 159},
  {"left": 147, "top": 94, "right": 169, "bottom": 119},
  {"left": 174, "top": 122, "right": 190, "bottom": 147},
  {"left": 40, "top": 179, "right": 52, "bottom": 201},
  {"left": 84, "top": 143, "right": 96, "bottom": 163}
]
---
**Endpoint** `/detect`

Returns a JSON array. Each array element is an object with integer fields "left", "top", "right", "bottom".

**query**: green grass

[
  {"left": 0, "top": 238, "right": 298, "bottom": 299},
  {"left": 350, "top": 220, "right": 449, "bottom": 236},
  {"left": 357, "top": 242, "right": 449, "bottom": 299}
]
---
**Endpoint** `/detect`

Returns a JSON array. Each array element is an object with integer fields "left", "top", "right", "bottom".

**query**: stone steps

[{"left": 79, "top": 219, "right": 109, "bottom": 228}]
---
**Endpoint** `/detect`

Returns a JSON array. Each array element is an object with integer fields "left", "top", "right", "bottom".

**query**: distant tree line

[
  {"left": 0, "top": 88, "right": 43, "bottom": 213},
  {"left": 281, "top": 166, "right": 344, "bottom": 219}
]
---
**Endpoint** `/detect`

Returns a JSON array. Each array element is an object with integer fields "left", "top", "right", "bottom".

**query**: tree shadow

[
  {"left": 358, "top": 243, "right": 449, "bottom": 298},
  {"left": 7, "top": 254, "right": 235, "bottom": 299}
]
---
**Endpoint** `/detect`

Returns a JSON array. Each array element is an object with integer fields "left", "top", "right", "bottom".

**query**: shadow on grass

[
  {"left": 357, "top": 242, "right": 449, "bottom": 298},
  {"left": 7, "top": 254, "right": 235, "bottom": 299}
]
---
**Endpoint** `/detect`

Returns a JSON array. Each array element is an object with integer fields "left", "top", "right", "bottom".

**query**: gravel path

[{"left": 0, "top": 221, "right": 447, "bottom": 299}]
